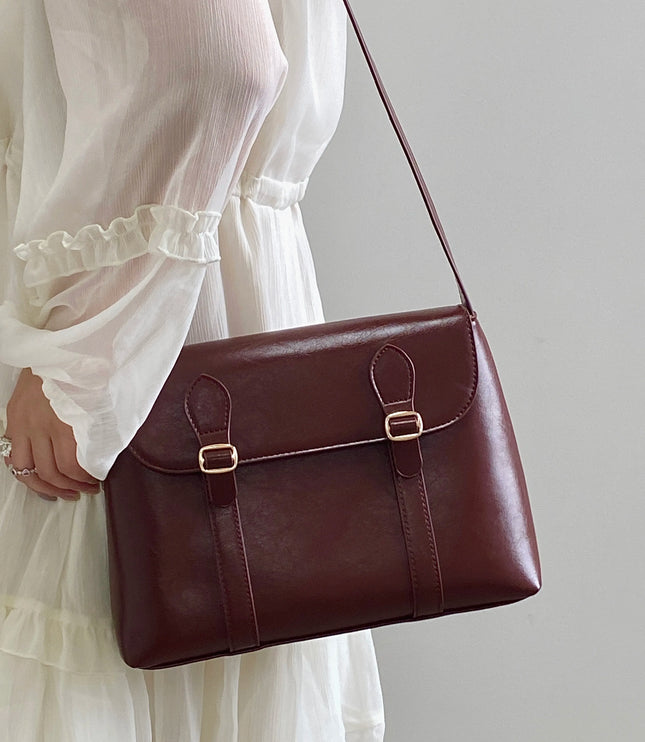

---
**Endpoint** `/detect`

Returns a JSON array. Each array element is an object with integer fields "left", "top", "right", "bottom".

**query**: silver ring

[
  {"left": 0, "top": 435, "right": 12, "bottom": 458},
  {"left": 10, "top": 466, "right": 37, "bottom": 477}
]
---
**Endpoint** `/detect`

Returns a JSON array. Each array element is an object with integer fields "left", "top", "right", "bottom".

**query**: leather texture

[
  {"left": 126, "top": 306, "right": 476, "bottom": 473},
  {"left": 104, "top": 306, "right": 541, "bottom": 669},
  {"left": 370, "top": 344, "right": 443, "bottom": 617},
  {"left": 103, "top": 0, "right": 541, "bottom": 670},
  {"left": 185, "top": 376, "right": 259, "bottom": 652}
]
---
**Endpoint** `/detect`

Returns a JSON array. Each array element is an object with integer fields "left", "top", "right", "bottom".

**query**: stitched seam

[
  {"left": 393, "top": 467, "right": 418, "bottom": 615},
  {"left": 457, "top": 306, "right": 479, "bottom": 420},
  {"left": 417, "top": 470, "right": 443, "bottom": 610},
  {"left": 184, "top": 376, "right": 202, "bottom": 435},
  {"left": 370, "top": 344, "right": 413, "bottom": 406},
  {"left": 185, "top": 375, "right": 229, "bottom": 437},
  {"left": 232, "top": 501, "right": 259, "bottom": 646},
  {"left": 206, "top": 491, "right": 234, "bottom": 650},
  {"left": 130, "top": 419, "right": 453, "bottom": 471}
]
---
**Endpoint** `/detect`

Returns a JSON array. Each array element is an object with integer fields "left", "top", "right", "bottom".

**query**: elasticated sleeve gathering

[{"left": 0, "top": 0, "right": 288, "bottom": 479}]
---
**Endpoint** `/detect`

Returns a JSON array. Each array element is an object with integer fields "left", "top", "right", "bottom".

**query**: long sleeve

[{"left": 0, "top": 0, "right": 288, "bottom": 479}]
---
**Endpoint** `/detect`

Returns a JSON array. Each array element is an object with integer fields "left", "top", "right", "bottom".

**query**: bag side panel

[{"left": 423, "top": 319, "right": 541, "bottom": 610}]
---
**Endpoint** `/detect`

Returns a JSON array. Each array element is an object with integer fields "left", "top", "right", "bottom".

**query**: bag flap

[{"left": 126, "top": 305, "right": 477, "bottom": 473}]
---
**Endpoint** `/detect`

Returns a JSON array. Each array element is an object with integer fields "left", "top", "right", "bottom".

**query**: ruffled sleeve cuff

[{"left": 13, "top": 203, "right": 222, "bottom": 291}]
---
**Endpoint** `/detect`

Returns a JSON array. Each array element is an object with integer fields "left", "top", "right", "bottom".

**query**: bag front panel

[{"left": 104, "top": 308, "right": 541, "bottom": 669}]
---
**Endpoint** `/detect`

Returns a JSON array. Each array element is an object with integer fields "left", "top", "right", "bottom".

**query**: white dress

[{"left": 0, "top": 0, "right": 385, "bottom": 739}]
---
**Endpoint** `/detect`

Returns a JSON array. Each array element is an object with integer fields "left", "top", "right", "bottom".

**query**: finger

[
  {"left": 7, "top": 444, "right": 72, "bottom": 500},
  {"left": 13, "top": 469, "right": 79, "bottom": 500},
  {"left": 51, "top": 436, "right": 100, "bottom": 491},
  {"left": 6, "top": 434, "right": 32, "bottom": 474},
  {"left": 31, "top": 436, "right": 93, "bottom": 496},
  {"left": 4, "top": 435, "right": 55, "bottom": 496},
  {"left": 27, "top": 436, "right": 85, "bottom": 500},
  {"left": 8, "top": 440, "right": 76, "bottom": 499},
  {"left": 9, "top": 437, "right": 85, "bottom": 500}
]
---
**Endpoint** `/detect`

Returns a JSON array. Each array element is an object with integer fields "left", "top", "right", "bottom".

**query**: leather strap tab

[
  {"left": 185, "top": 374, "right": 260, "bottom": 652},
  {"left": 370, "top": 345, "right": 444, "bottom": 617},
  {"left": 207, "top": 504, "right": 259, "bottom": 652},
  {"left": 370, "top": 344, "right": 423, "bottom": 478},
  {"left": 184, "top": 373, "right": 237, "bottom": 507}
]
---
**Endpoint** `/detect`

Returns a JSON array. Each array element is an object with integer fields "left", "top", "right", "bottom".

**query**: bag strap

[{"left": 341, "top": 0, "right": 474, "bottom": 316}]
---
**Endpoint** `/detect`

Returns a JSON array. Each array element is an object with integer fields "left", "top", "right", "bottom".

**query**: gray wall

[{"left": 302, "top": 1, "right": 645, "bottom": 740}]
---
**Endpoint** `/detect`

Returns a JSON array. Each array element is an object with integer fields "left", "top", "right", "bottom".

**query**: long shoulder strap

[{"left": 341, "top": 0, "right": 474, "bottom": 315}]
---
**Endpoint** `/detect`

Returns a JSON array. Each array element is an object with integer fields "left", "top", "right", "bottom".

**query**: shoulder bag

[{"left": 104, "top": 0, "right": 541, "bottom": 670}]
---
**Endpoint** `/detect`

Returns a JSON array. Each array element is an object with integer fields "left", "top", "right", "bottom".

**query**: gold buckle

[
  {"left": 384, "top": 410, "right": 423, "bottom": 442},
  {"left": 198, "top": 443, "right": 238, "bottom": 474}
]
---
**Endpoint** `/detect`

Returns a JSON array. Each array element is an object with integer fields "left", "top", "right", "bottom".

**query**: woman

[{"left": 0, "top": 0, "right": 385, "bottom": 739}]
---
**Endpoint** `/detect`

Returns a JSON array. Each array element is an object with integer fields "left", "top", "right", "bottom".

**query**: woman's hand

[{"left": 3, "top": 368, "right": 101, "bottom": 501}]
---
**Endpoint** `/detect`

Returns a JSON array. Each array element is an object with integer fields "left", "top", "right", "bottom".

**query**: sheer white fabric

[{"left": 0, "top": 0, "right": 385, "bottom": 740}]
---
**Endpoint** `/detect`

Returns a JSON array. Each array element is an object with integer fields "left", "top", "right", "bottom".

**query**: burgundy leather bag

[{"left": 104, "top": 0, "right": 541, "bottom": 670}]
